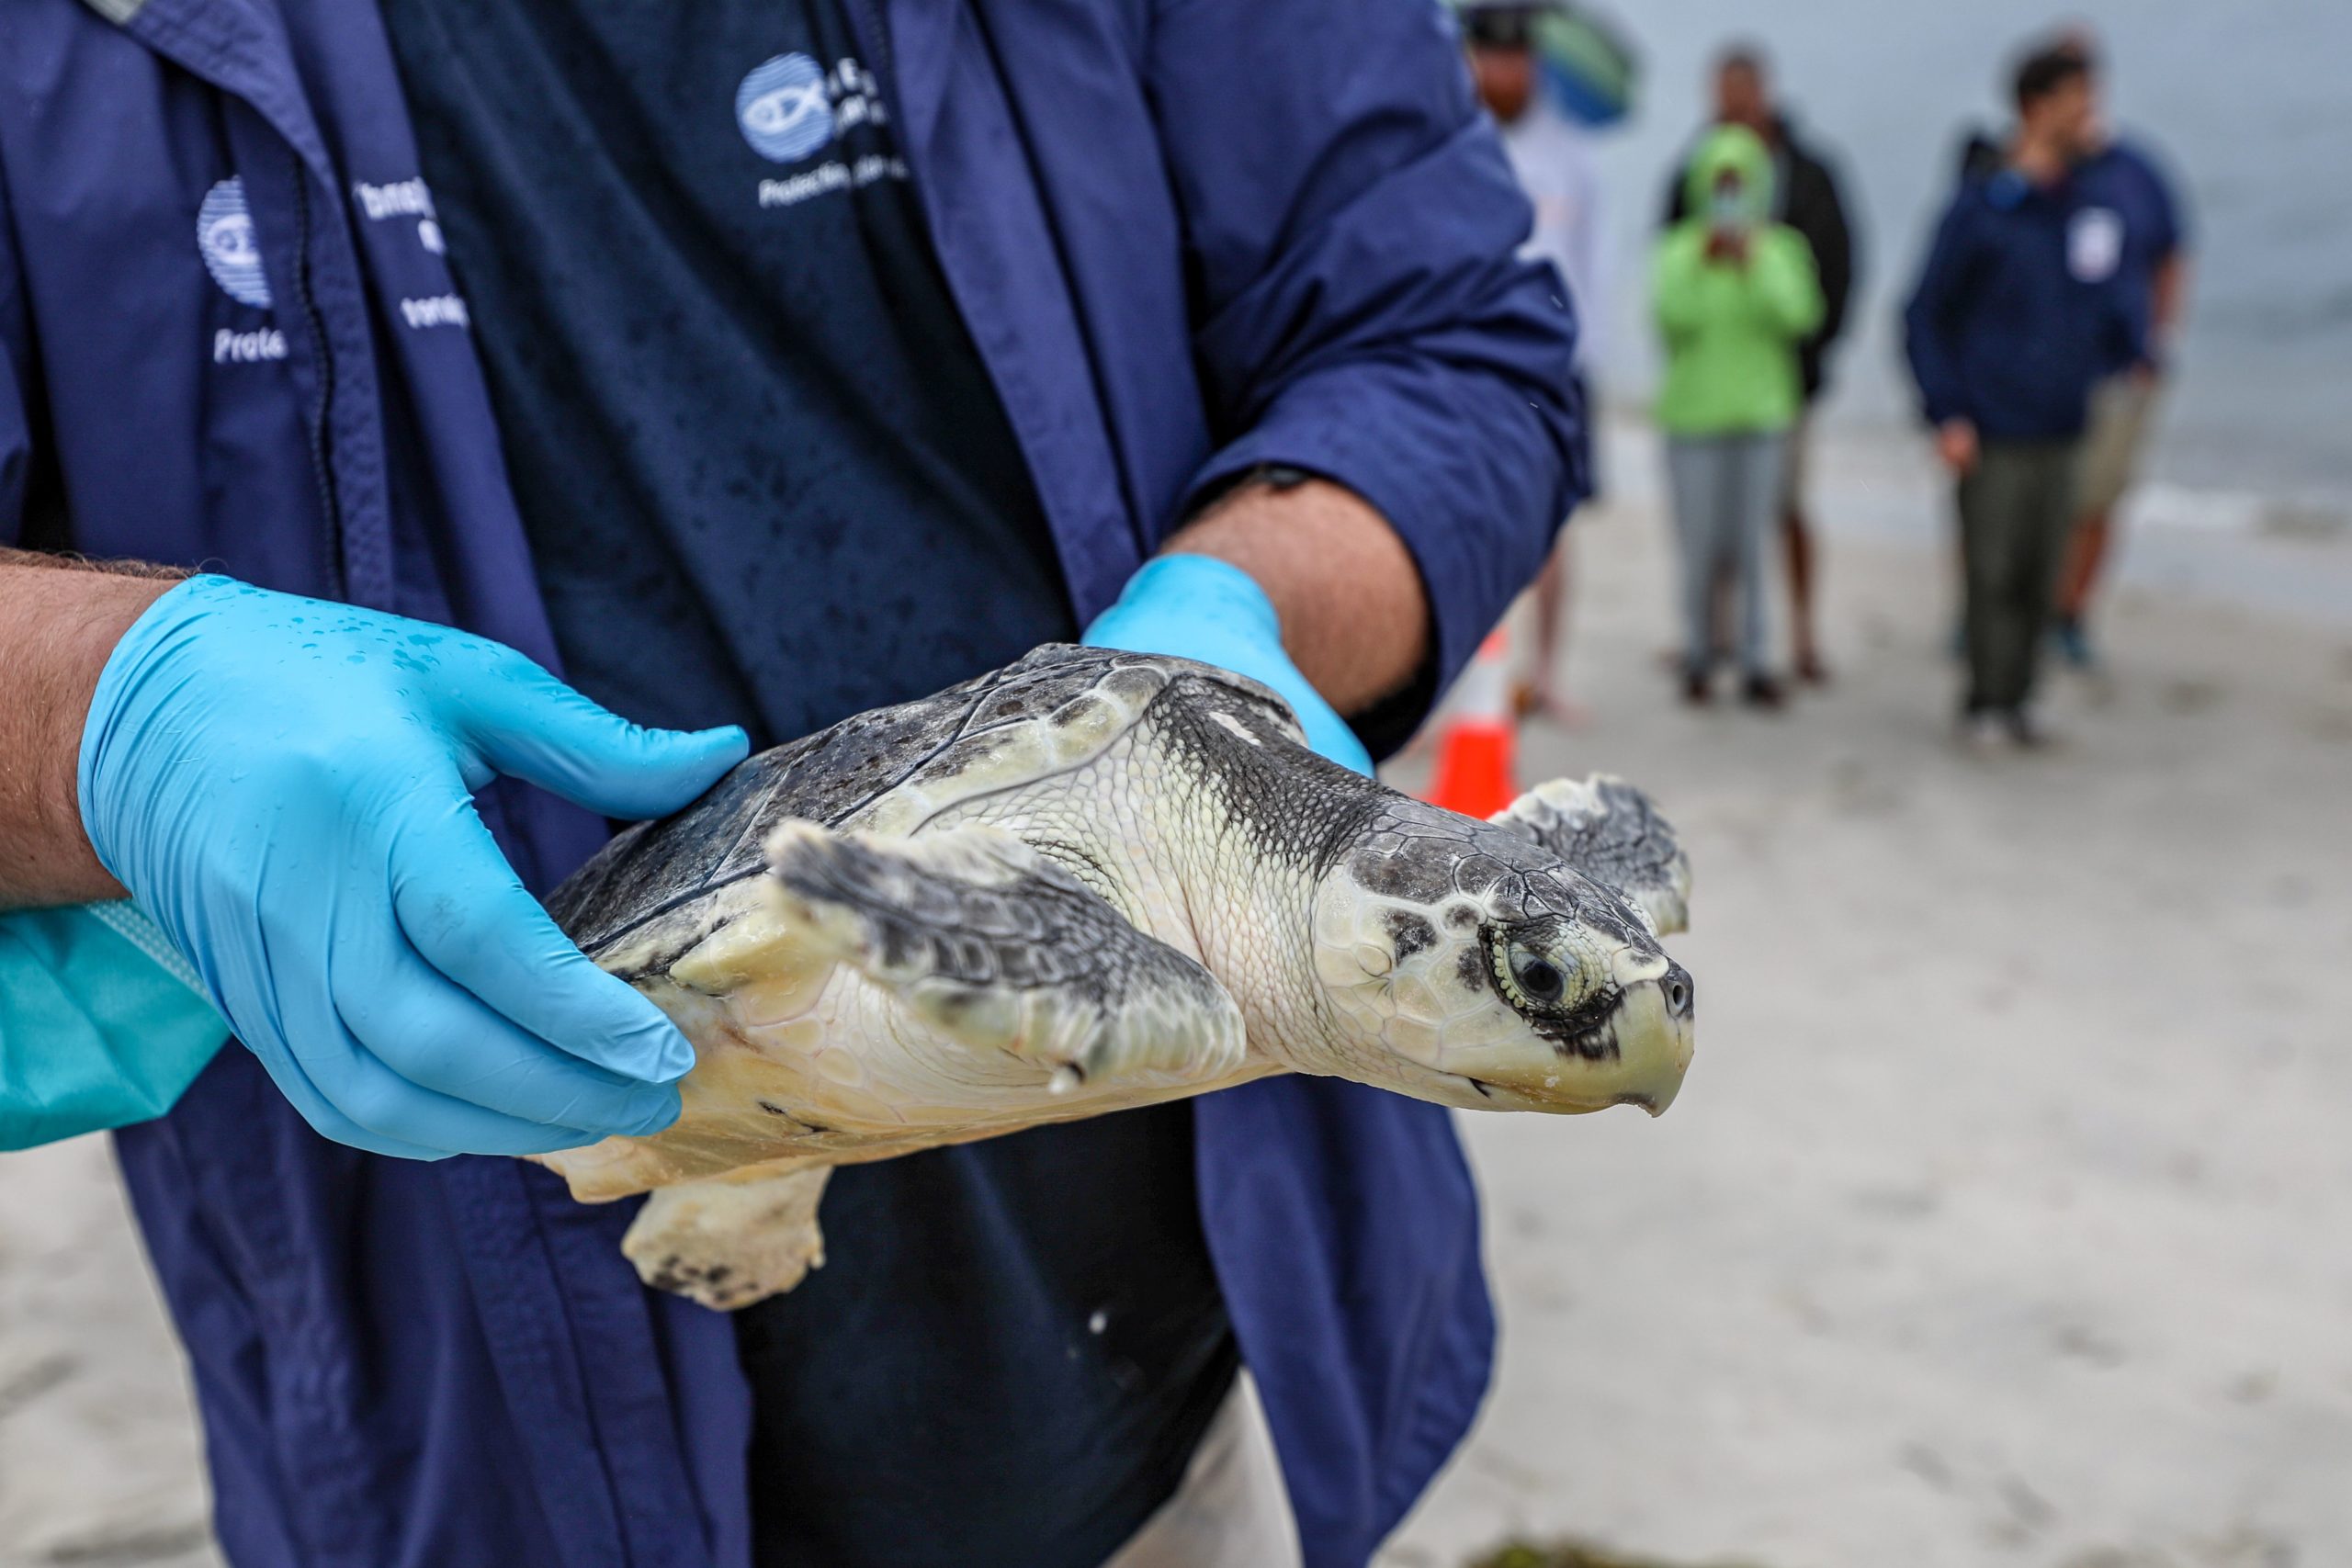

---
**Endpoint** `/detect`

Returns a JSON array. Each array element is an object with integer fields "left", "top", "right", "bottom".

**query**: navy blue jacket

[
  {"left": 2074, "top": 137, "right": 2188, "bottom": 376},
  {"left": 1903, "top": 166, "right": 2143, "bottom": 442},
  {"left": 0, "top": 2, "right": 1582, "bottom": 1566}
]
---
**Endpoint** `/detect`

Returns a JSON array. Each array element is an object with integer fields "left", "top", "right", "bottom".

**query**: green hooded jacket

[{"left": 1651, "top": 124, "right": 1826, "bottom": 435}]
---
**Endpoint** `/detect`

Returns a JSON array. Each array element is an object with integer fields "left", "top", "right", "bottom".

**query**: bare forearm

[
  {"left": 2152, "top": 254, "right": 2189, "bottom": 349},
  {"left": 0, "top": 550, "right": 182, "bottom": 907},
  {"left": 1163, "top": 478, "right": 1430, "bottom": 715}
]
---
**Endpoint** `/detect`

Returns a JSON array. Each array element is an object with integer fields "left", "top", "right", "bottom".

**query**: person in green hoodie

[{"left": 1653, "top": 123, "right": 1825, "bottom": 705}]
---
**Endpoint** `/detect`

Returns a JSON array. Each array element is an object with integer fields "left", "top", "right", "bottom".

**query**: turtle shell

[{"left": 546, "top": 644, "right": 1288, "bottom": 981}]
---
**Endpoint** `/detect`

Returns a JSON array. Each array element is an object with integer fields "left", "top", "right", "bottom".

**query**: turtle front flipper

[
  {"left": 762, "top": 821, "right": 1247, "bottom": 1090},
  {"left": 1491, "top": 776, "right": 1693, "bottom": 935}
]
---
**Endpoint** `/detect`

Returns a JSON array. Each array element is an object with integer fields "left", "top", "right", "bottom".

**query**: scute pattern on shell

[
  {"left": 1142, "top": 672, "right": 1389, "bottom": 871},
  {"left": 546, "top": 645, "right": 1294, "bottom": 975}
]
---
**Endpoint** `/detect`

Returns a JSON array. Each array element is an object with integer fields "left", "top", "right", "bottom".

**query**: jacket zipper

[
  {"left": 854, "top": 0, "right": 899, "bottom": 133},
  {"left": 287, "top": 151, "right": 346, "bottom": 599}
]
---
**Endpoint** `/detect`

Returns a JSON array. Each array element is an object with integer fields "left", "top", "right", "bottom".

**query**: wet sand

[
  {"left": 4, "top": 423, "right": 2349, "bottom": 1568},
  {"left": 1379, "top": 424, "right": 2352, "bottom": 1568},
  {"left": 0, "top": 1135, "right": 215, "bottom": 1567}
]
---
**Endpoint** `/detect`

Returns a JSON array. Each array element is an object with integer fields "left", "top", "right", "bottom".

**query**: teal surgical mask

[
  {"left": 0, "top": 902, "right": 228, "bottom": 1150},
  {"left": 1709, "top": 186, "right": 1752, "bottom": 229}
]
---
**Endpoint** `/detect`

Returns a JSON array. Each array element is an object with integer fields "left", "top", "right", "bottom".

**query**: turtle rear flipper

[
  {"left": 762, "top": 821, "right": 1247, "bottom": 1089},
  {"left": 1492, "top": 776, "right": 1692, "bottom": 935},
  {"left": 623, "top": 1163, "right": 831, "bottom": 1312}
]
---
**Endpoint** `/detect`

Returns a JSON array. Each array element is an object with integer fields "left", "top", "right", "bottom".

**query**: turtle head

[{"left": 1305, "top": 799, "right": 1694, "bottom": 1116}]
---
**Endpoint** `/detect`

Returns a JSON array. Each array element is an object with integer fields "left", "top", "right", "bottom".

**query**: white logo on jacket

[
  {"left": 214, "top": 327, "right": 288, "bottom": 364},
  {"left": 400, "top": 295, "right": 470, "bottom": 331},
  {"left": 198, "top": 177, "right": 272, "bottom": 309},
  {"left": 2069, "top": 207, "right": 2124, "bottom": 283},
  {"left": 737, "top": 54, "right": 836, "bottom": 162}
]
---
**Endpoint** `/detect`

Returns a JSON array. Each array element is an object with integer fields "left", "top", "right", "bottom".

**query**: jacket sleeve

[
  {"left": 1565, "top": 138, "right": 1608, "bottom": 364},
  {"left": 1146, "top": 0, "right": 1584, "bottom": 721},
  {"left": 1661, "top": 153, "right": 1690, "bottom": 229},
  {"left": 1903, "top": 196, "right": 1980, "bottom": 428},
  {"left": 1752, "top": 231, "right": 1826, "bottom": 339},
  {"left": 2104, "top": 271, "right": 2151, "bottom": 375},
  {"left": 0, "top": 156, "right": 229, "bottom": 1147},
  {"left": 1803, "top": 154, "right": 1858, "bottom": 354},
  {"left": 2138, "top": 142, "right": 2188, "bottom": 258},
  {"left": 1649, "top": 229, "right": 1709, "bottom": 342},
  {"left": 0, "top": 149, "right": 32, "bottom": 547}
]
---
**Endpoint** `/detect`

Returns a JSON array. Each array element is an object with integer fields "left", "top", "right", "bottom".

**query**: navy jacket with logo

[
  {"left": 0, "top": 2, "right": 1583, "bottom": 1565},
  {"left": 1903, "top": 166, "right": 2144, "bottom": 443}
]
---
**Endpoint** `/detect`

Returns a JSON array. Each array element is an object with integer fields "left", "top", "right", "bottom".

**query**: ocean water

[{"left": 1579, "top": 0, "right": 2352, "bottom": 504}]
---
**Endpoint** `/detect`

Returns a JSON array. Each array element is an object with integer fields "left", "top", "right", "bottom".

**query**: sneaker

[
  {"left": 1740, "top": 673, "right": 1786, "bottom": 710},
  {"left": 1960, "top": 711, "right": 2008, "bottom": 753},
  {"left": 1681, "top": 670, "right": 1713, "bottom": 706},
  {"left": 2051, "top": 615, "right": 2097, "bottom": 671},
  {"left": 2004, "top": 709, "right": 2055, "bottom": 750}
]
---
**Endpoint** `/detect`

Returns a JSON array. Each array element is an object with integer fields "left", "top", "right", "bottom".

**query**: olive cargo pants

[{"left": 1958, "top": 439, "right": 2081, "bottom": 715}]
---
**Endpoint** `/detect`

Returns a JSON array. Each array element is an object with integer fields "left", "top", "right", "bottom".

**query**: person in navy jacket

[
  {"left": 0, "top": 1, "right": 1583, "bottom": 1566},
  {"left": 2048, "top": 28, "right": 2192, "bottom": 669},
  {"left": 1905, "top": 42, "right": 2141, "bottom": 750}
]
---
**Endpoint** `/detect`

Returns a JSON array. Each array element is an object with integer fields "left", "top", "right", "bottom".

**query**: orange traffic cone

[{"left": 1424, "top": 629, "right": 1520, "bottom": 820}]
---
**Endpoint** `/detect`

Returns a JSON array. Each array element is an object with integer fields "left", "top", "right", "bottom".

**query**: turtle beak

[
  {"left": 1606, "top": 955, "right": 1695, "bottom": 1116},
  {"left": 1438, "top": 944, "right": 1694, "bottom": 1117}
]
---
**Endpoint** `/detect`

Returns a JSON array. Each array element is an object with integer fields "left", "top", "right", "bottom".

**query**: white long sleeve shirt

[{"left": 1498, "top": 97, "right": 1607, "bottom": 370}]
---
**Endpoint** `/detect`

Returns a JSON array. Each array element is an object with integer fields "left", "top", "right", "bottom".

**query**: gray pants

[
  {"left": 1958, "top": 439, "right": 2080, "bottom": 714},
  {"left": 1666, "top": 432, "right": 1787, "bottom": 678}
]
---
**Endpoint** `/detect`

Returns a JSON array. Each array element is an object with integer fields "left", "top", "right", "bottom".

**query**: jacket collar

[{"left": 77, "top": 0, "right": 338, "bottom": 189}]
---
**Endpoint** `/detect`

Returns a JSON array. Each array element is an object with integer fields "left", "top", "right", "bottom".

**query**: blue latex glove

[
  {"left": 77, "top": 576, "right": 750, "bottom": 1159},
  {"left": 1083, "top": 554, "right": 1374, "bottom": 776},
  {"left": 0, "top": 901, "right": 228, "bottom": 1151}
]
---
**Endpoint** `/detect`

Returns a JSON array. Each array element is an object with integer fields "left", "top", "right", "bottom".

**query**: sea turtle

[{"left": 542, "top": 645, "right": 1694, "bottom": 1308}]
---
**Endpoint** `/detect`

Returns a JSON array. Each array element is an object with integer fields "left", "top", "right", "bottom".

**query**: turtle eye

[
  {"left": 1510, "top": 948, "right": 1566, "bottom": 1006},
  {"left": 1484, "top": 924, "right": 1583, "bottom": 1017}
]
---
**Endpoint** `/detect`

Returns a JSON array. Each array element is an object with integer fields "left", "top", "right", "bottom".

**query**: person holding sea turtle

[{"left": 0, "top": 1, "right": 1650, "bottom": 1564}]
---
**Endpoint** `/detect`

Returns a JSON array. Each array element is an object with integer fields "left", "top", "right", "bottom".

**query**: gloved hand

[
  {"left": 78, "top": 576, "right": 749, "bottom": 1159},
  {"left": 1083, "top": 554, "right": 1374, "bottom": 776}
]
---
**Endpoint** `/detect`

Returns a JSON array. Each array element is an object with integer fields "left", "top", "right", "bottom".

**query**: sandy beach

[
  {"left": 5, "top": 421, "right": 2349, "bottom": 1568},
  {"left": 1383, "top": 421, "right": 2352, "bottom": 1568}
]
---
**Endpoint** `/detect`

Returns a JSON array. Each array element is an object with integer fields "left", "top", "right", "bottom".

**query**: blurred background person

[
  {"left": 1652, "top": 123, "right": 1825, "bottom": 709},
  {"left": 1905, "top": 44, "right": 2142, "bottom": 750},
  {"left": 1664, "top": 44, "right": 1858, "bottom": 685},
  {"left": 1463, "top": 0, "right": 1622, "bottom": 724},
  {"left": 2048, "top": 27, "right": 2191, "bottom": 670}
]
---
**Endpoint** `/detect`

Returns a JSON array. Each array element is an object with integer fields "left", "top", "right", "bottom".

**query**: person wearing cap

[{"left": 1462, "top": 0, "right": 1606, "bottom": 722}]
